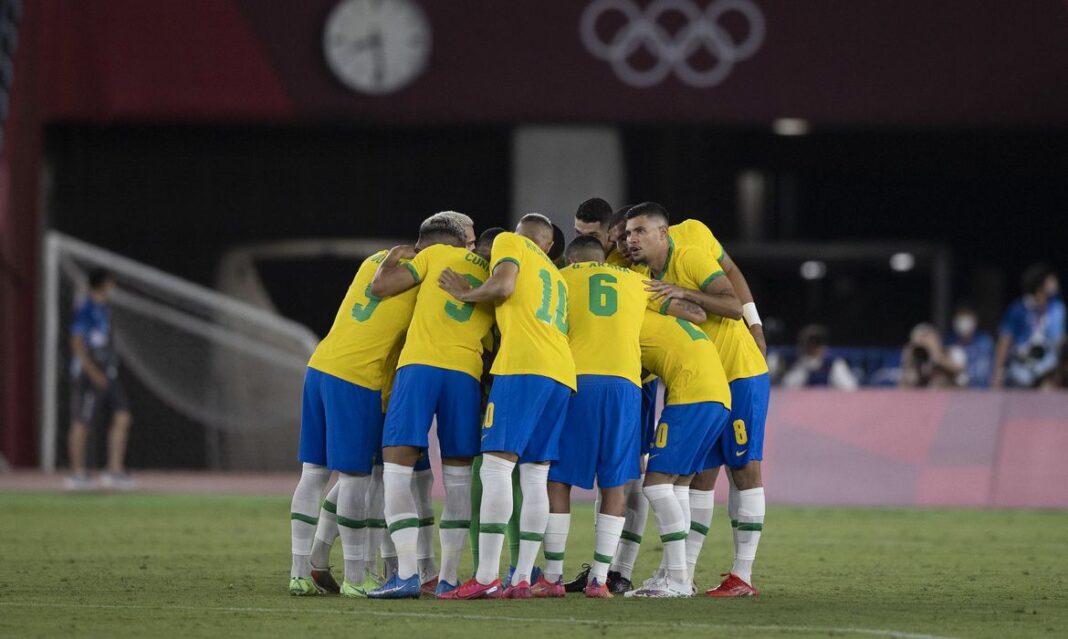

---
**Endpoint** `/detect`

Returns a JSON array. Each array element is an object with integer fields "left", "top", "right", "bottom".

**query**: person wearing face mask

[
  {"left": 993, "top": 264, "right": 1065, "bottom": 389},
  {"left": 944, "top": 304, "right": 995, "bottom": 388}
]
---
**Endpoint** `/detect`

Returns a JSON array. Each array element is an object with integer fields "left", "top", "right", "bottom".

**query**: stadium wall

[
  {"left": 761, "top": 389, "right": 1068, "bottom": 509},
  {"left": 413, "top": 389, "right": 1068, "bottom": 509}
]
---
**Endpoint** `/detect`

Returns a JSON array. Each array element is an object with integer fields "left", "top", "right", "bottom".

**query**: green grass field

[{"left": 0, "top": 493, "right": 1065, "bottom": 638}]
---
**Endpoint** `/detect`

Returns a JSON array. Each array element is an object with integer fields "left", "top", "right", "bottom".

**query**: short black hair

[
  {"left": 88, "top": 268, "right": 114, "bottom": 291},
  {"left": 548, "top": 223, "right": 566, "bottom": 262},
  {"left": 477, "top": 226, "right": 506, "bottom": 249},
  {"left": 608, "top": 208, "right": 630, "bottom": 230},
  {"left": 418, "top": 217, "right": 466, "bottom": 247},
  {"left": 575, "top": 198, "right": 613, "bottom": 226},
  {"left": 624, "top": 202, "right": 670, "bottom": 226},
  {"left": 565, "top": 235, "right": 606, "bottom": 263},
  {"left": 1022, "top": 263, "right": 1055, "bottom": 295}
]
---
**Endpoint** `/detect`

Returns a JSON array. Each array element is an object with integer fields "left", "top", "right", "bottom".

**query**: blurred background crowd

[{"left": 772, "top": 264, "right": 1064, "bottom": 390}]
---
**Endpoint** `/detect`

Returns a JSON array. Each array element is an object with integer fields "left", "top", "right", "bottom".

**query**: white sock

[
  {"left": 686, "top": 489, "right": 714, "bottom": 580},
  {"left": 439, "top": 465, "right": 472, "bottom": 587},
  {"left": 413, "top": 468, "right": 437, "bottom": 583},
  {"left": 674, "top": 485, "right": 691, "bottom": 534},
  {"left": 475, "top": 454, "right": 515, "bottom": 584},
  {"left": 336, "top": 472, "right": 372, "bottom": 584},
  {"left": 610, "top": 476, "right": 647, "bottom": 580},
  {"left": 290, "top": 463, "right": 329, "bottom": 578},
  {"left": 371, "top": 465, "right": 397, "bottom": 581},
  {"left": 383, "top": 462, "right": 419, "bottom": 581},
  {"left": 514, "top": 463, "right": 550, "bottom": 585},
  {"left": 733, "top": 487, "right": 765, "bottom": 584},
  {"left": 728, "top": 474, "right": 740, "bottom": 552},
  {"left": 543, "top": 513, "right": 571, "bottom": 582},
  {"left": 591, "top": 513, "right": 625, "bottom": 583},
  {"left": 310, "top": 482, "right": 340, "bottom": 569},
  {"left": 643, "top": 483, "right": 688, "bottom": 585}
]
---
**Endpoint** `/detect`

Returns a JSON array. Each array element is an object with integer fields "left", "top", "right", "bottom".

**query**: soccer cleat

[
  {"left": 530, "top": 574, "right": 565, "bottom": 598},
  {"left": 434, "top": 580, "right": 457, "bottom": 598},
  {"left": 340, "top": 573, "right": 382, "bottom": 598},
  {"left": 563, "top": 563, "right": 591, "bottom": 593},
  {"left": 624, "top": 574, "right": 666, "bottom": 598},
  {"left": 503, "top": 580, "right": 532, "bottom": 599},
  {"left": 309, "top": 566, "right": 340, "bottom": 594},
  {"left": 606, "top": 570, "right": 633, "bottom": 594},
  {"left": 421, "top": 576, "right": 439, "bottom": 596},
  {"left": 442, "top": 577, "right": 504, "bottom": 600},
  {"left": 705, "top": 573, "right": 760, "bottom": 597},
  {"left": 584, "top": 578, "right": 613, "bottom": 599},
  {"left": 366, "top": 573, "right": 421, "bottom": 599},
  {"left": 501, "top": 564, "right": 542, "bottom": 589},
  {"left": 628, "top": 578, "right": 692, "bottom": 599},
  {"left": 289, "top": 576, "right": 319, "bottom": 596}
]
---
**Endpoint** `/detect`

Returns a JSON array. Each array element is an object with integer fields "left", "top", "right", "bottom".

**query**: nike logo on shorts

[{"left": 735, "top": 449, "right": 747, "bottom": 457}]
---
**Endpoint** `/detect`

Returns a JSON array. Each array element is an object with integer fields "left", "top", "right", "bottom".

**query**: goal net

[{"left": 40, "top": 232, "right": 319, "bottom": 472}]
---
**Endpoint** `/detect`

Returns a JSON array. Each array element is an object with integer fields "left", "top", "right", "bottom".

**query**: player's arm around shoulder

[
  {"left": 440, "top": 236, "right": 519, "bottom": 303},
  {"left": 370, "top": 244, "right": 420, "bottom": 297},
  {"left": 644, "top": 250, "right": 742, "bottom": 321}
]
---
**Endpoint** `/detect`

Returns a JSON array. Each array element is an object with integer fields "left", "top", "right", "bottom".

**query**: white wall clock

[{"left": 323, "top": 0, "right": 431, "bottom": 95}]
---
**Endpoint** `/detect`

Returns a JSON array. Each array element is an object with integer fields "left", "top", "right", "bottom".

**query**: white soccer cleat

[{"left": 627, "top": 577, "right": 693, "bottom": 598}]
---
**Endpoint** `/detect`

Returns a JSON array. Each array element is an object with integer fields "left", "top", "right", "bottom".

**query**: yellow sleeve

[
  {"left": 406, "top": 247, "right": 432, "bottom": 284},
  {"left": 680, "top": 248, "right": 725, "bottom": 293},
  {"left": 490, "top": 233, "right": 523, "bottom": 272},
  {"left": 708, "top": 231, "right": 725, "bottom": 262}
]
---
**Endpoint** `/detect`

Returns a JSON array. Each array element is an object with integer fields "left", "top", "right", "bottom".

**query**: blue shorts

[
  {"left": 383, "top": 364, "right": 482, "bottom": 459},
  {"left": 639, "top": 378, "right": 660, "bottom": 455},
  {"left": 704, "top": 373, "right": 770, "bottom": 470},
  {"left": 299, "top": 367, "right": 382, "bottom": 474},
  {"left": 481, "top": 374, "right": 571, "bottom": 463},
  {"left": 646, "top": 401, "right": 730, "bottom": 476},
  {"left": 373, "top": 450, "right": 431, "bottom": 471},
  {"left": 549, "top": 375, "right": 641, "bottom": 490}
]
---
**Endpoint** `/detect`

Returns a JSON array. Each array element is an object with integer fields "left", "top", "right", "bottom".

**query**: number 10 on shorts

[{"left": 653, "top": 422, "right": 668, "bottom": 449}]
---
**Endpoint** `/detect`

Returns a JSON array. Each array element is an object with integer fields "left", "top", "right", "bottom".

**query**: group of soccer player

[{"left": 287, "top": 199, "right": 770, "bottom": 600}]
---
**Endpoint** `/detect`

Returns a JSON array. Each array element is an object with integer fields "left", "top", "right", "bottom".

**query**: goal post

[{"left": 39, "top": 232, "right": 320, "bottom": 472}]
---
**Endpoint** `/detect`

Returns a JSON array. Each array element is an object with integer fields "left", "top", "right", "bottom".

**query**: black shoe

[
  {"left": 606, "top": 570, "right": 632, "bottom": 594},
  {"left": 563, "top": 563, "right": 591, "bottom": 593},
  {"left": 310, "top": 567, "right": 341, "bottom": 594}
]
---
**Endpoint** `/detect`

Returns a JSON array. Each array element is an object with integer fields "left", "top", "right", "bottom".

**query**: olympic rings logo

[{"left": 580, "top": 0, "right": 765, "bottom": 89}]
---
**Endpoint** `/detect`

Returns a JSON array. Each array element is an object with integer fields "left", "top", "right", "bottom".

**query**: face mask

[{"left": 953, "top": 315, "right": 976, "bottom": 338}]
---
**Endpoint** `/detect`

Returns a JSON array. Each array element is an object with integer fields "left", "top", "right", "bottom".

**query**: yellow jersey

[
  {"left": 639, "top": 239, "right": 768, "bottom": 381},
  {"left": 488, "top": 232, "right": 577, "bottom": 390},
  {"left": 381, "top": 338, "right": 404, "bottom": 412},
  {"left": 560, "top": 262, "right": 653, "bottom": 387},
  {"left": 605, "top": 247, "right": 629, "bottom": 267},
  {"left": 640, "top": 310, "right": 730, "bottom": 409},
  {"left": 670, "top": 218, "right": 724, "bottom": 260},
  {"left": 398, "top": 244, "right": 495, "bottom": 381},
  {"left": 307, "top": 251, "right": 417, "bottom": 390}
]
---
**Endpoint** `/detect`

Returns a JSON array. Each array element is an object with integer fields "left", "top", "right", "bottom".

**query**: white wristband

[{"left": 742, "top": 302, "right": 762, "bottom": 327}]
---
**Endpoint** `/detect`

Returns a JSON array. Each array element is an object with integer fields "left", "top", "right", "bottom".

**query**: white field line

[{"left": 0, "top": 600, "right": 956, "bottom": 639}]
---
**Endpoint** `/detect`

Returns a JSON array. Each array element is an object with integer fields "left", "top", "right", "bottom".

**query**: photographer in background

[
  {"left": 993, "top": 264, "right": 1065, "bottom": 389},
  {"left": 900, "top": 323, "right": 964, "bottom": 388},
  {"left": 782, "top": 324, "right": 859, "bottom": 390},
  {"left": 944, "top": 303, "right": 995, "bottom": 388}
]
